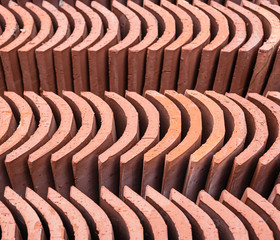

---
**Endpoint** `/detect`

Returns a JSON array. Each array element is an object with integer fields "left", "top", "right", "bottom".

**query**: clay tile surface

[
  {"left": 54, "top": 2, "right": 87, "bottom": 95},
  {"left": 226, "top": 93, "right": 268, "bottom": 198},
  {"left": 197, "top": 190, "right": 249, "bottom": 240},
  {"left": 205, "top": 91, "right": 247, "bottom": 199},
  {"left": 0, "top": 200, "right": 21, "bottom": 239},
  {"left": 177, "top": 0, "right": 211, "bottom": 93},
  {"left": 193, "top": 0, "right": 229, "bottom": 93},
  {"left": 25, "top": 187, "right": 68, "bottom": 240},
  {"left": 123, "top": 186, "right": 168, "bottom": 240},
  {"left": 51, "top": 91, "right": 95, "bottom": 199},
  {"left": 247, "top": 93, "right": 280, "bottom": 197},
  {"left": 47, "top": 187, "right": 91, "bottom": 239},
  {"left": 145, "top": 185, "right": 192, "bottom": 239},
  {"left": 0, "top": 1, "right": 37, "bottom": 94},
  {"left": 109, "top": 0, "right": 141, "bottom": 96},
  {"left": 211, "top": 1, "right": 247, "bottom": 94},
  {"left": 70, "top": 186, "right": 114, "bottom": 239},
  {"left": 72, "top": 0, "right": 103, "bottom": 93},
  {"left": 5, "top": 91, "right": 57, "bottom": 196},
  {"left": 268, "top": 184, "right": 280, "bottom": 210},
  {"left": 161, "top": 90, "right": 202, "bottom": 197},
  {"left": 141, "top": 90, "right": 181, "bottom": 194},
  {"left": 228, "top": 1, "right": 263, "bottom": 96},
  {"left": 73, "top": 92, "right": 116, "bottom": 202},
  {"left": 244, "top": 1, "right": 280, "bottom": 94},
  {"left": 4, "top": 186, "right": 46, "bottom": 240},
  {"left": 159, "top": 0, "right": 193, "bottom": 93},
  {"left": 170, "top": 188, "right": 219, "bottom": 240},
  {"left": 242, "top": 187, "right": 280, "bottom": 239},
  {"left": 0, "top": 92, "right": 36, "bottom": 197},
  {"left": 127, "top": 0, "right": 158, "bottom": 94},
  {"left": 100, "top": 186, "right": 144, "bottom": 240},
  {"left": 99, "top": 91, "right": 139, "bottom": 195},
  {"left": 88, "top": 1, "right": 120, "bottom": 97},
  {"left": 220, "top": 190, "right": 274, "bottom": 240},
  {"left": 36, "top": 0, "right": 70, "bottom": 93},
  {"left": 143, "top": 0, "right": 176, "bottom": 92},
  {"left": 119, "top": 91, "right": 159, "bottom": 198},
  {"left": 18, "top": 2, "right": 54, "bottom": 93},
  {"left": 28, "top": 91, "right": 76, "bottom": 199},
  {"left": 183, "top": 90, "right": 225, "bottom": 201}
]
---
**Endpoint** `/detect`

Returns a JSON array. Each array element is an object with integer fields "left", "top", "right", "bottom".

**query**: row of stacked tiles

[
  {"left": 0, "top": 89, "right": 279, "bottom": 239},
  {"left": 0, "top": 0, "right": 280, "bottom": 96}
]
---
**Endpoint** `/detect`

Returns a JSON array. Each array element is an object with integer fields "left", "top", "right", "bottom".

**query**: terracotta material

[
  {"left": 220, "top": 190, "right": 274, "bottom": 240},
  {"left": 5, "top": 92, "right": 57, "bottom": 196},
  {"left": 211, "top": 1, "right": 246, "bottom": 94},
  {"left": 99, "top": 91, "right": 139, "bottom": 195},
  {"left": 127, "top": 0, "right": 158, "bottom": 94},
  {"left": 73, "top": 92, "right": 116, "bottom": 202},
  {"left": 205, "top": 91, "right": 247, "bottom": 199},
  {"left": 145, "top": 186, "right": 192, "bottom": 239},
  {"left": 242, "top": 187, "right": 280, "bottom": 239},
  {"left": 247, "top": 93, "right": 280, "bottom": 197},
  {"left": 4, "top": 186, "right": 46, "bottom": 240},
  {"left": 0, "top": 95, "right": 17, "bottom": 144},
  {"left": 143, "top": 0, "right": 175, "bottom": 92},
  {"left": 123, "top": 186, "right": 168, "bottom": 240},
  {"left": 177, "top": 0, "right": 210, "bottom": 92},
  {"left": 25, "top": 187, "right": 68, "bottom": 240},
  {"left": 51, "top": 91, "right": 95, "bottom": 199},
  {"left": 161, "top": 90, "right": 202, "bottom": 197},
  {"left": 88, "top": 1, "right": 120, "bottom": 97},
  {"left": 0, "top": 200, "right": 21, "bottom": 239},
  {"left": 70, "top": 186, "right": 114, "bottom": 239},
  {"left": 54, "top": 2, "right": 87, "bottom": 95},
  {"left": 119, "top": 91, "right": 159, "bottom": 198},
  {"left": 244, "top": 0, "right": 280, "bottom": 94},
  {"left": 170, "top": 188, "right": 219, "bottom": 240},
  {"left": 141, "top": 91, "right": 181, "bottom": 194},
  {"left": 36, "top": 0, "right": 70, "bottom": 92},
  {"left": 18, "top": 2, "right": 53, "bottom": 93},
  {"left": 72, "top": 0, "right": 103, "bottom": 93},
  {"left": 226, "top": 93, "right": 268, "bottom": 198},
  {"left": 268, "top": 184, "right": 280, "bottom": 210},
  {"left": 28, "top": 91, "right": 76, "bottom": 199},
  {"left": 100, "top": 186, "right": 144, "bottom": 240},
  {"left": 47, "top": 187, "right": 91, "bottom": 239},
  {"left": 183, "top": 90, "right": 225, "bottom": 201},
  {"left": 109, "top": 0, "right": 141, "bottom": 96},
  {"left": 267, "top": 90, "right": 280, "bottom": 105},
  {"left": 228, "top": 1, "right": 263, "bottom": 96},
  {"left": 159, "top": 0, "right": 193, "bottom": 93},
  {"left": 193, "top": 0, "right": 229, "bottom": 92},
  {"left": 197, "top": 190, "right": 249, "bottom": 240},
  {"left": 0, "top": 92, "right": 36, "bottom": 198},
  {"left": 0, "top": 1, "right": 37, "bottom": 94}
]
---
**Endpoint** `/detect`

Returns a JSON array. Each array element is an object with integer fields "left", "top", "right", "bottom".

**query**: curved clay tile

[
  {"left": 127, "top": 0, "right": 158, "bottom": 94},
  {"left": 28, "top": 91, "right": 76, "bottom": 199},
  {"left": 141, "top": 91, "right": 181, "bottom": 195},
  {"left": 72, "top": 0, "right": 103, "bottom": 93},
  {"left": 226, "top": 93, "right": 268, "bottom": 198},
  {"left": 109, "top": 0, "right": 141, "bottom": 96},
  {"left": 99, "top": 91, "right": 139, "bottom": 195},
  {"left": 268, "top": 184, "right": 280, "bottom": 210},
  {"left": 36, "top": 0, "right": 70, "bottom": 92},
  {"left": 161, "top": 90, "right": 202, "bottom": 197},
  {"left": 88, "top": 1, "right": 120, "bottom": 97},
  {"left": 100, "top": 186, "right": 144, "bottom": 240},
  {"left": 5, "top": 91, "right": 57, "bottom": 196},
  {"left": 119, "top": 91, "right": 159, "bottom": 198},
  {"left": 183, "top": 90, "right": 225, "bottom": 201},
  {"left": 73, "top": 92, "right": 116, "bottom": 202},
  {"left": 51, "top": 91, "right": 95, "bottom": 199}
]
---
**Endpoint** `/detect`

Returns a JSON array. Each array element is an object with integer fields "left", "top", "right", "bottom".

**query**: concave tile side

[{"left": 268, "top": 184, "right": 280, "bottom": 211}]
